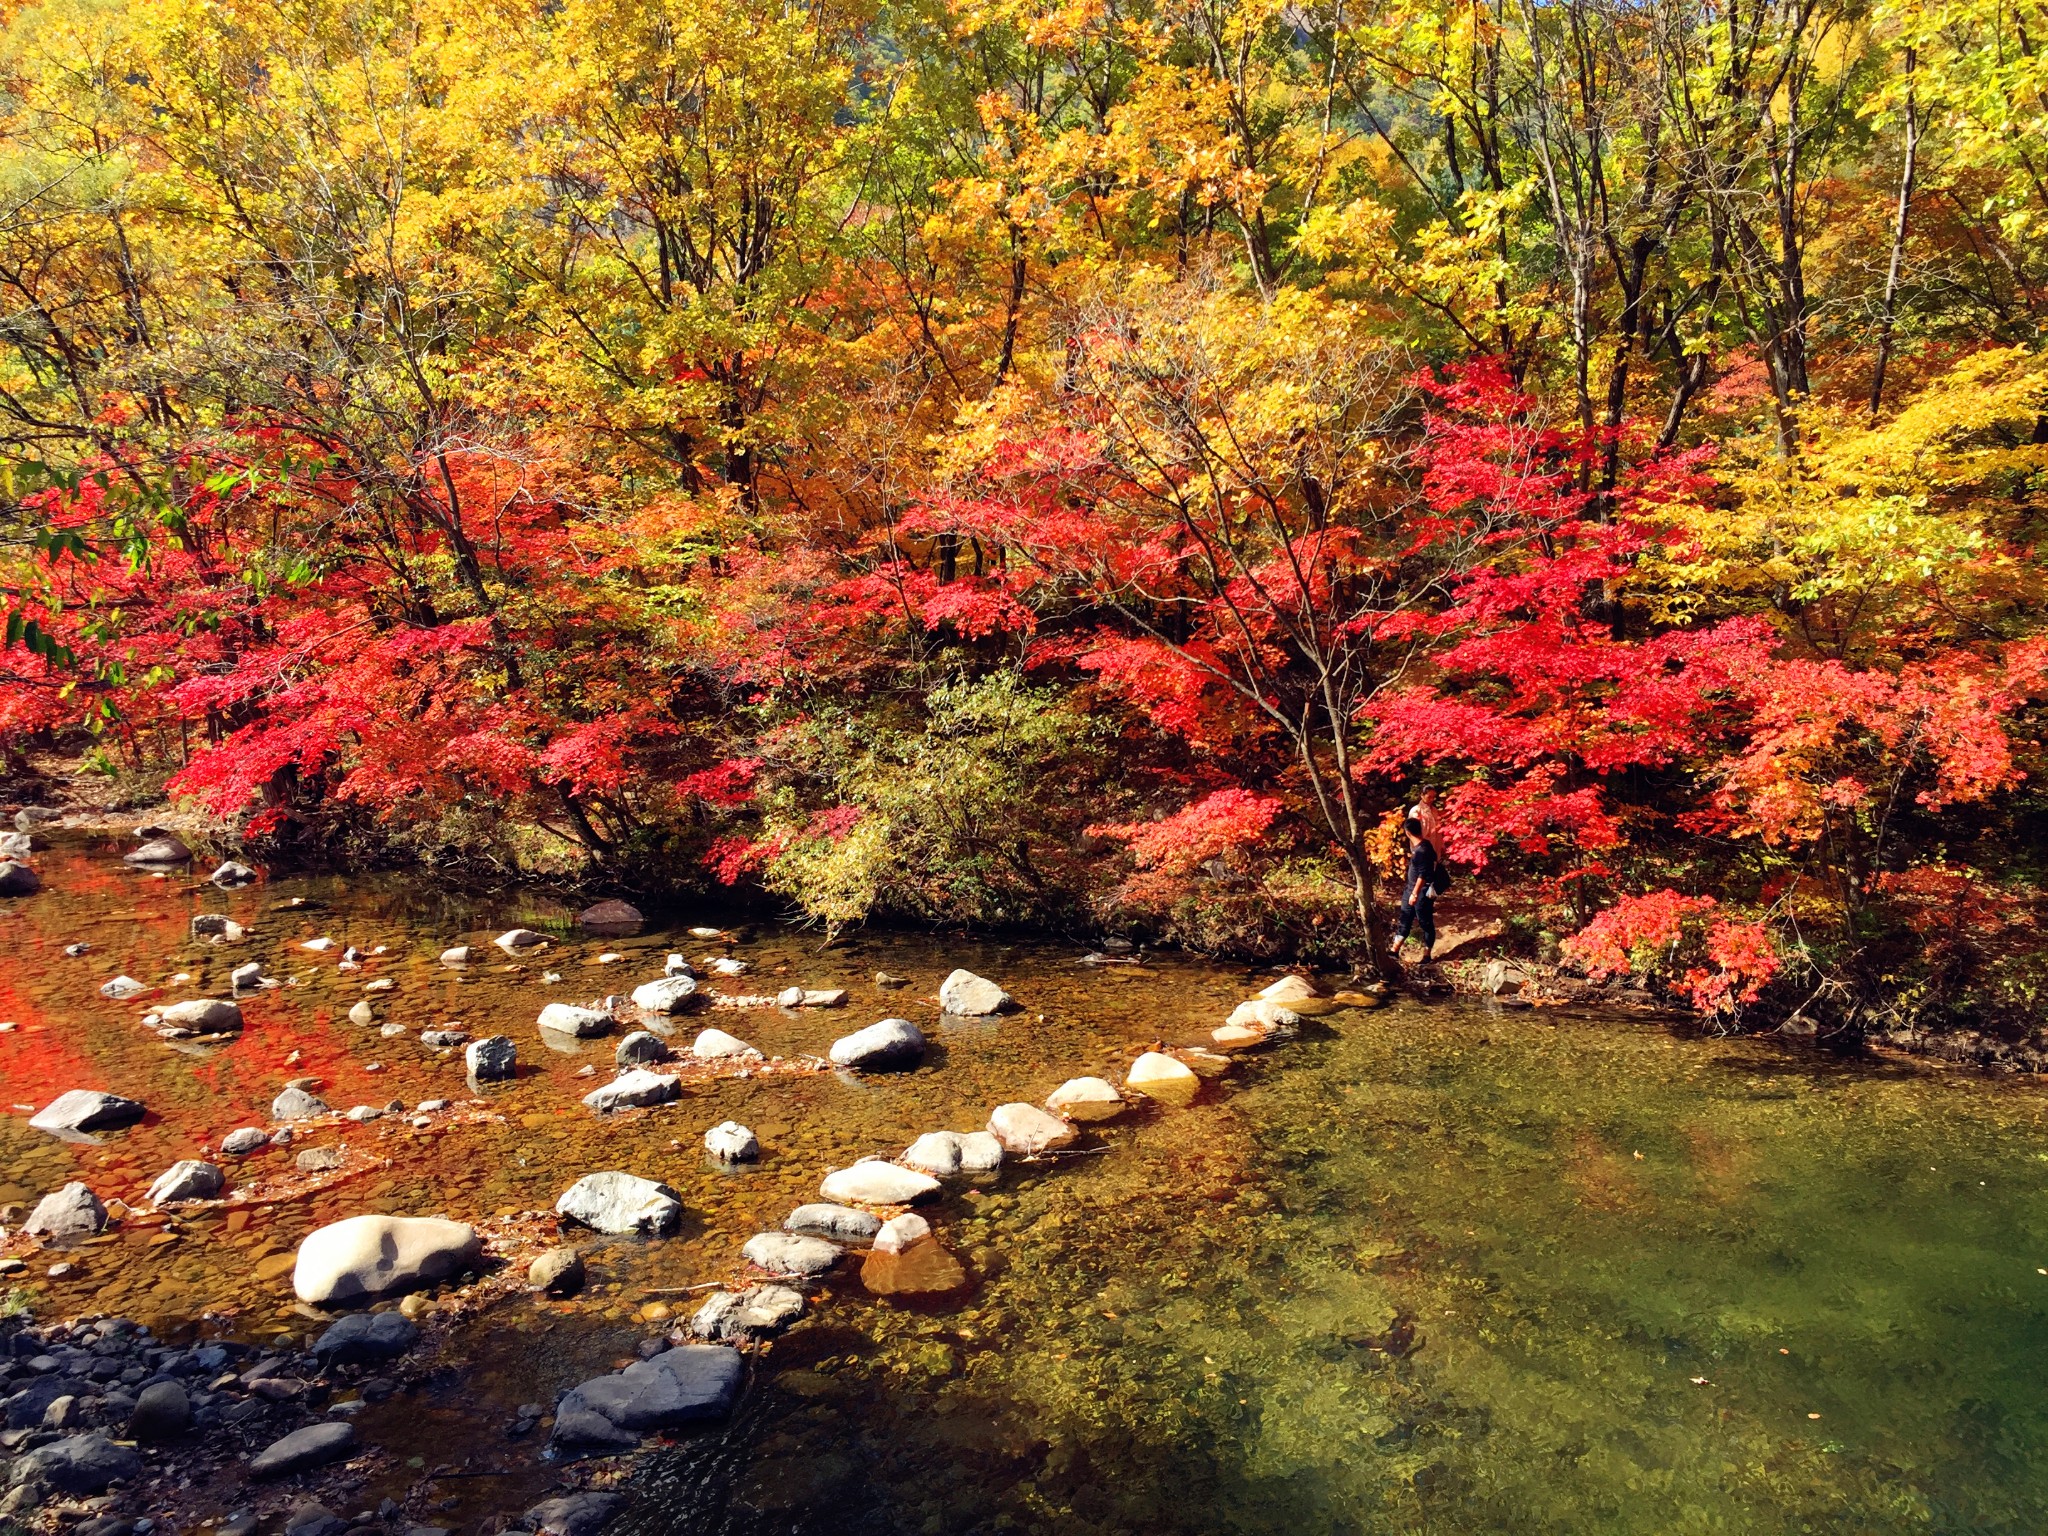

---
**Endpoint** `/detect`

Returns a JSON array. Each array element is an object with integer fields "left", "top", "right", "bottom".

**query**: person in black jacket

[{"left": 1390, "top": 816, "right": 1438, "bottom": 961}]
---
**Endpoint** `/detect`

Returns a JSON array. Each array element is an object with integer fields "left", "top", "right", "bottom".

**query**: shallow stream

[{"left": 4, "top": 839, "right": 2047, "bottom": 1532}]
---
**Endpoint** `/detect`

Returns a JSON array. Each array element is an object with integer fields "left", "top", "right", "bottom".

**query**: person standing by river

[{"left": 1390, "top": 816, "right": 1439, "bottom": 962}]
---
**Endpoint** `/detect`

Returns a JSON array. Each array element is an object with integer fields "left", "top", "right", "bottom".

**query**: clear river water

[{"left": 3, "top": 835, "right": 2047, "bottom": 1533}]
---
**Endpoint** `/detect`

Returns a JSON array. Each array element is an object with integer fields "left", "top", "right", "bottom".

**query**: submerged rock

[
  {"left": 828, "top": 1018, "right": 926, "bottom": 1071},
  {"left": 783, "top": 1204, "right": 882, "bottom": 1243},
  {"left": 146, "top": 1159, "right": 224, "bottom": 1205},
  {"left": 704, "top": 1120, "right": 760, "bottom": 1162},
  {"left": 938, "top": 968, "right": 1014, "bottom": 1015},
  {"left": 692, "top": 1285, "right": 806, "bottom": 1343},
  {"left": 555, "top": 1171, "right": 683, "bottom": 1235},
  {"left": 578, "top": 899, "right": 644, "bottom": 933},
  {"left": 24, "top": 1182, "right": 106, "bottom": 1242},
  {"left": 818, "top": 1160, "right": 941, "bottom": 1207},
  {"left": 211, "top": 860, "right": 258, "bottom": 887},
  {"left": 29, "top": 1089, "right": 146, "bottom": 1136},
  {"left": 98, "top": 974, "right": 147, "bottom": 999},
  {"left": 987, "top": 1102, "right": 1078, "bottom": 1155},
  {"left": 292, "top": 1214, "right": 481, "bottom": 1305},
  {"left": 582, "top": 1068, "right": 680, "bottom": 1113},
  {"left": 1225, "top": 998, "right": 1303, "bottom": 1031},
  {"left": 741, "top": 1231, "right": 842, "bottom": 1278},
  {"left": 421, "top": 1028, "right": 469, "bottom": 1048},
  {"left": 860, "top": 1239, "right": 967, "bottom": 1297},
  {"left": 538, "top": 1002, "right": 613, "bottom": 1037}
]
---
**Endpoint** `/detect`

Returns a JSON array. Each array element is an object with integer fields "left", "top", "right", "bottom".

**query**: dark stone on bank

[
  {"left": 250, "top": 1421, "right": 357, "bottom": 1477},
  {"left": 525, "top": 1493, "right": 627, "bottom": 1536},
  {"left": 312, "top": 1312, "right": 419, "bottom": 1367}
]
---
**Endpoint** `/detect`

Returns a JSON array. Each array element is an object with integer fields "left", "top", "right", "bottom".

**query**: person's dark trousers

[{"left": 1394, "top": 893, "right": 1437, "bottom": 952}]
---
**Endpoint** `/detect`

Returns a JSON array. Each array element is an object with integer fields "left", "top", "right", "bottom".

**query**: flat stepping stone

[
  {"left": 692, "top": 1285, "right": 806, "bottom": 1342},
  {"left": 631, "top": 976, "right": 701, "bottom": 1014},
  {"left": 539, "top": 1003, "right": 613, "bottom": 1037},
  {"left": 556, "top": 1171, "right": 683, "bottom": 1235},
  {"left": 1046, "top": 1077, "right": 1126, "bottom": 1121},
  {"left": 690, "top": 1027, "right": 761, "bottom": 1061},
  {"left": 582, "top": 1068, "right": 680, "bottom": 1113},
  {"left": 819, "top": 1160, "right": 941, "bottom": 1206},
  {"left": 900, "top": 1130, "right": 1003, "bottom": 1176},
  {"left": 30, "top": 1090, "right": 145, "bottom": 1136},
  {"left": 783, "top": 1204, "right": 881, "bottom": 1242},
  {"left": 987, "top": 1102, "right": 1078, "bottom": 1155},
  {"left": 556, "top": 1345, "right": 743, "bottom": 1436},
  {"left": 828, "top": 1018, "right": 926, "bottom": 1071},
  {"left": 740, "top": 1231, "right": 842, "bottom": 1277},
  {"left": 1126, "top": 1051, "right": 1200, "bottom": 1105}
]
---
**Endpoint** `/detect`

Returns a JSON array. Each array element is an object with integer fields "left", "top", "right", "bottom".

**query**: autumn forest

[{"left": 2, "top": 0, "right": 2046, "bottom": 1037}]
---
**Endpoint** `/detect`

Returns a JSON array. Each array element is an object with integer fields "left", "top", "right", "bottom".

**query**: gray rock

[
  {"left": 827, "top": 1018, "right": 926, "bottom": 1071},
  {"left": 690, "top": 1027, "right": 760, "bottom": 1061},
  {"left": 311, "top": 1312, "right": 418, "bottom": 1367},
  {"left": 783, "top": 1204, "right": 882, "bottom": 1243},
  {"left": 548, "top": 1405, "right": 638, "bottom": 1453},
  {"left": 0, "top": 831, "right": 33, "bottom": 860},
  {"left": 210, "top": 861, "right": 257, "bottom": 887},
  {"left": 527, "top": 1492, "right": 627, "bottom": 1536},
  {"left": 538, "top": 1003, "right": 612, "bottom": 1037},
  {"left": 295, "top": 1145, "right": 345, "bottom": 1172},
  {"left": 614, "top": 1030, "right": 672, "bottom": 1067},
  {"left": 0, "top": 860, "right": 41, "bottom": 897},
  {"left": 15, "top": 1432, "right": 142, "bottom": 1494},
  {"left": 124, "top": 837, "right": 191, "bottom": 866},
  {"left": 159, "top": 998, "right": 242, "bottom": 1031},
  {"left": 127, "top": 1381, "right": 192, "bottom": 1442},
  {"left": 464, "top": 1035, "right": 516, "bottom": 1081},
  {"left": 555, "top": 1172, "right": 683, "bottom": 1235},
  {"left": 776, "top": 985, "right": 805, "bottom": 1008},
  {"left": 664, "top": 954, "right": 696, "bottom": 977},
  {"left": 1483, "top": 958, "right": 1532, "bottom": 995},
  {"left": 495, "top": 928, "right": 546, "bottom": 952},
  {"left": 582, "top": 1068, "right": 680, "bottom": 1113},
  {"left": 23, "top": 1183, "right": 105, "bottom": 1242},
  {"left": 528, "top": 1247, "right": 585, "bottom": 1295},
  {"left": 420, "top": 1028, "right": 468, "bottom": 1048},
  {"left": 347, "top": 1000, "right": 376, "bottom": 1025},
  {"left": 439, "top": 946, "right": 473, "bottom": 966},
  {"left": 146, "top": 1160, "right": 223, "bottom": 1205},
  {"left": 29, "top": 1090, "right": 145, "bottom": 1136},
  {"left": 629, "top": 975, "right": 700, "bottom": 1014},
  {"left": 98, "top": 975, "right": 146, "bottom": 1000},
  {"left": 230, "top": 963, "right": 264, "bottom": 992},
  {"left": 221, "top": 1127, "right": 269, "bottom": 1155},
  {"left": 291, "top": 1215, "right": 481, "bottom": 1305},
  {"left": 704, "top": 1121, "right": 759, "bottom": 1162},
  {"left": 14, "top": 807, "right": 62, "bottom": 830},
  {"left": 558, "top": 1346, "right": 743, "bottom": 1433},
  {"left": 271, "top": 1087, "right": 329, "bottom": 1121},
  {"left": 190, "top": 913, "right": 235, "bottom": 937},
  {"left": 691, "top": 1285, "right": 806, "bottom": 1342},
  {"left": 249, "top": 1421, "right": 356, "bottom": 1478},
  {"left": 938, "top": 968, "right": 1014, "bottom": 1015},
  {"left": 741, "top": 1232, "right": 841, "bottom": 1278}
]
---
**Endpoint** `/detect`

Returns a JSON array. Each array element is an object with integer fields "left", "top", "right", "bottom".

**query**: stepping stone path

[
  {"left": 1046, "top": 1076, "right": 1126, "bottom": 1120},
  {"left": 1126, "top": 1051, "right": 1201, "bottom": 1105},
  {"left": 828, "top": 1018, "right": 926, "bottom": 1070},
  {"left": 900, "top": 1130, "right": 1004, "bottom": 1176},
  {"left": 819, "top": 1161, "right": 941, "bottom": 1206},
  {"left": 693, "top": 1285, "right": 806, "bottom": 1342},
  {"left": 582, "top": 1068, "right": 680, "bottom": 1113},
  {"left": 741, "top": 1231, "right": 842, "bottom": 1277},
  {"left": 987, "top": 1102, "right": 1078, "bottom": 1155},
  {"left": 784, "top": 1204, "right": 881, "bottom": 1242},
  {"left": 556, "top": 1171, "right": 684, "bottom": 1235}
]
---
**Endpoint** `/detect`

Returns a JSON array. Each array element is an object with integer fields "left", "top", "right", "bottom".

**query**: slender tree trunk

[{"left": 1869, "top": 50, "right": 1919, "bottom": 419}]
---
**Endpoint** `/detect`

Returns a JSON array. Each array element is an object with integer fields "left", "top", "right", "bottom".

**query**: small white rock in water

[
  {"left": 301, "top": 937, "right": 337, "bottom": 952},
  {"left": 687, "top": 927, "right": 725, "bottom": 940},
  {"left": 776, "top": 986, "right": 804, "bottom": 1009},
  {"left": 379, "top": 1023, "right": 407, "bottom": 1039},
  {"left": 582, "top": 1068, "right": 680, "bottom": 1114},
  {"left": 1225, "top": 999, "right": 1303, "bottom": 1031},
  {"left": 336, "top": 959, "right": 361, "bottom": 973},
  {"left": 987, "top": 1102, "right": 1078, "bottom": 1155},
  {"left": 230, "top": 962, "right": 263, "bottom": 992},
  {"left": 440, "top": 946, "right": 474, "bottom": 966},
  {"left": 938, "top": 968, "right": 1014, "bottom": 1015},
  {"left": 631, "top": 975, "right": 701, "bottom": 1014},
  {"left": 542, "top": 971, "right": 563, "bottom": 984},
  {"left": 665, "top": 954, "right": 695, "bottom": 977},
  {"left": 99, "top": 976, "right": 147, "bottom": 1000},
  {"left": 158, "top": 998, "right": 242, "bottom": 1031},
  {"left": 873, "top": 1213, "right": 930, "bottom": 1255},
  {"left": 1046, "top": 1077, "right": 1126, "bottom": 1122},
  {"left": 348, "top": 1000, "right": 375, "bottom": 1026},
  {"left": 496, "top": 928, "right": 546, "bottom": 953},
  {"left": 538, "top": 1003, "right": 613, "bottom": 1038},
  {"left": 708, "top": 956, "right": 749, "bottom": 977},
  {"left": 1258, "top": 974, "right": 1322, "bottom": 1003},
  {"left": 1126, "top": 1051, "right": 1200, "bottom": 1105},
  {"left": 900, "top": 1130, "right": 1004, "bottom": 1177},
  {"left": 704, "top": 1121, "right": 760, "bottom": 1162},
  {"left": 363, "top": 978, "right": 395, "bottom": 992},
  {"left": 292, "top": 1214, "right": 481, "bottom": 1305},
  {"left": 555, "top": 1171, "right": 683, "bottom": 1235},
  {"left": 802, "top": 988, "right": 848, "bottom": 1007},
  {"left": 596, "top": 952, "right": 625, "bottom": 965},
  {"left": 691, "top": 1028, "right": 762, "bottom": 1062}
]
